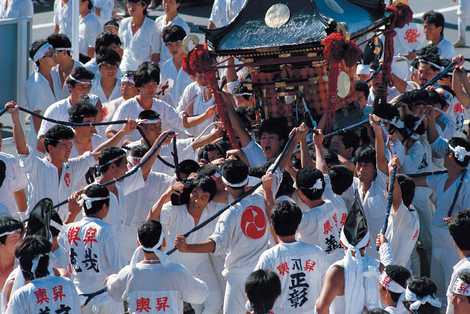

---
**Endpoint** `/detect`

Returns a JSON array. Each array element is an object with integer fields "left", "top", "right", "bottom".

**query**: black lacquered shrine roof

[{"left": 205, "top": 0, "right": 386, "bottom": 55}]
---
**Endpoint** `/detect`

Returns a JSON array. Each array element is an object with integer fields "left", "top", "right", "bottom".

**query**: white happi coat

[
  {"left": 255, "top": 241, "right": 328, "bottom": 314},
  {"left": 385, "top": 203, "right": 420, "bottom": 268},
  {"left": 21, "top": 151, "right": 96, "bottom": 219},
  {"left": 296, "top": 199, "right": 347, "bottom": 266},
  {"left": 6, "top": 275, "right": 81, "bottom": 314},
  {"left": 107, "top": 262, "right": 209, "bottom": 314},
  {"left": 60, "top": 217, "right": 123, "bottom": 294},
  {"left": 209, "top": 168, "right": 282, "bottom": 314}
]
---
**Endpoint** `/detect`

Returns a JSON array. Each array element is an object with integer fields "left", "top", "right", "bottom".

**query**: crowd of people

[{"left": 1, "top": 0, "right": 470, "bottom": 313}]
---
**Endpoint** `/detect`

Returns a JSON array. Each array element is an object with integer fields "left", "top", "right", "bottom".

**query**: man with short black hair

[
  {"left": 160, "top": 24, "right": 193, "bottom": 105},
  {"left": 255, "top": 199, "right": 328, "bottom": 314},
  {"left": 174, "top": 135, "right": 295, "bottom": 314},
  {"left": 245, "top": 269, "right": 281, "bottom": 314},
  {"left": 106, "top": 220, "right": 208, "bottom": 313},
  {"left": 60, "top": 183, "right": 123, "bottom": 314},
  {"left": 378, "top": 265, "right": 411, "bottom": 313},
  {"left": 6, "top": 235, "right": 80, "bottom": 314},
  {"left": 48, "top": 33, "right": 83, "bottom": 100},
  {"left": 446, "top": 210, "right": 470, "bottom": 314},
  {"left": 84, "top": 31, "right": 123, "bottom": 75},
  {"left": 423, "top": 11, "right": 455, "bottom": 59},
  {"left": 403, "top": 277, "right": 442, "bottom": 313},
  {"left": 25, "top": 40, "right": 57, "bottom": 134},
  {"left": 155, "top": 0, "right": 190, "bottom": 65},
  {"left": 91, "top": 48, "right": 122, "bottom": 105},
  {"left": 37, "top": 66, "right": 99, "bottom": 142},
  {"left": 106, "top": 62, "right": 183, "bottom": 141}
]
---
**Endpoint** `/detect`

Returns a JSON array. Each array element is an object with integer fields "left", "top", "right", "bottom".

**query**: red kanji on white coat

[
  {"left": 136, "top": 297, "right": 151, "bottom": 312},
  {"left": 34, "top": 288, "right": 49, "bottom": 305},
  {"left": 83, "top": 227, "right": 98, "bottom": 246},
  {"left": 67, "top": 226, "right": 81, "bottom": 246},
  {"left": 404, "top": 28, "right": 419, "bottom": 43},
  {"left": 277, "top": 262, "right": 289, "bottom": 276},
  {"left": 156, "top": 296, "right": 170, "bottom": 312},
  {"left": 53, "top": 285, "right": 66, "bottom": 302}
]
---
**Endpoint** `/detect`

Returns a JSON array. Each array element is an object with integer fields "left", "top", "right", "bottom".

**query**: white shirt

[
  {"left": 176, "top": 82, "right": 215, "bottom": 137},
  {"left": 446, "top": 257, "right": 470, "bottom": 314},
  {"left": 161, "top": 202, "right": 220, "bottom": 272},
  {"left": 436, "top": 38, "right": 456, "bottom": 59},
  {"left": 21, "top": 150, "right": 96, "bottom": 219},
  {"left": 0, "top": 152, "right": 28, "bottom": 214},
  {"left": 53, "top": 0, "right": 72, "bottom": 39},
  {"left": 37, "top": 94, "right": 100, "bottom": 138},
  {"left": 50, "top": 60, "right": 83, "bottom": 101},
  {"left": 103, "top": 96, "right": 126, "bottom": 122},
  {"left": 385, "top": 204, "right": 420, "bottom": 267},
  {"left": 102, "top": 168, "right": 146, "bottom": 261},
  {"left": 0, "top": 0, "right": 32, "bottom": 19},
  {"left": 255, "top": 241, "right": 328, "bottom": 314},
  {"left": 106, "top": 97, "right": 183, "bottom": 141},
  {"left": 25, "top": 71, "right": 57, "bottom": 113},
  {"left": 91, "top": 77, "right": 122, "bottom": 105},
  {"left": 209, "top": 167, "right": 282, "bottom": 275},
  {"left": 296, "top": 199, "right": 347, "bottom": 265},
  {"left": 79, "top": 12, "right": 102, "bottom": 56},
  {"left": 107, "top": 262, "right": 208, "bottom": 314},
  {"left": 354, "top": 170, "right": 388, "bottom": 258},
  {"left": 6, "top": 275, "right": 80, "bottom": 314},
  {"left": 160, "top": 58, "right": 193, "bottom": 106},
  {"left": 70, "top": 133, "right": 106, "bottom": 158},
  {"left": 60, "top": 216, "right": 123, "bottom": 294},
  {"left": 92, "top": 0, "right": 113, "bottom": 26},
  {"left": 155, "top": 15, "right": 190, "bottom": 65},
  {"left": 119, "top": 17, "right": 160, "bottom": 72},
  {"left": 125, "top": 171, "right": 173, "bottom": 227}
]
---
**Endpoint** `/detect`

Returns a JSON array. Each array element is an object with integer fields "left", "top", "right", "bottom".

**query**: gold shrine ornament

[
  {"left": 265, "top": 4, "right": 290, "bottom": 28},
  {"left": 337, "top": 71, "right": 351, "bottom": 98}
]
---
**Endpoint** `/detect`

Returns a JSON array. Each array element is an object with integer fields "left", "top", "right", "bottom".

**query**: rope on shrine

[
  {"left": 165, "top": 131, "right": 297, "bottom": 256},
  {"left": 79, "top": 131, "right": 296, "bottom": 305},
  {"left": 51, "top": 132, "right": 173, "bottom": 210},
  {"left": 380, "top": 165, "right": 398, "bottom": 236},
  {"left": 0, "top": 105, "right": 128, "bottom": 127}
]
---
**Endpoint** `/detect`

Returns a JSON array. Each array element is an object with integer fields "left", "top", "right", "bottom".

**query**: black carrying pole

[
  {"left": 165, "top": 133, "right": 296, "bottom": 256},
  {"left": 380, "top": 165, "right": 398, "bottom": 235},
  {"left": 51, "top": 132, "right": 172, "bottom": 210}
]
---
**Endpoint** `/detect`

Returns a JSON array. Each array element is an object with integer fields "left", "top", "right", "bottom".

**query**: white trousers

[
  {"left": 430, "top": 226, "right": 460, "bottom": 305},
  {"left": 223, "top": 270, "right": 250, "bottom": 314},
  {"left": 190, "top": 259, "right": 224, "bottom": 314},
  {"left": 458, "top": 0, "right": 470, "bottom": 41}
]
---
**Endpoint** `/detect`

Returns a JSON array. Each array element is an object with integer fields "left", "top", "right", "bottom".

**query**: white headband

[
  {"left": 68, "top": 74, "right": 92, "bottom": 85},
  {"left": 389, "top": 116, "right": 405, "bottom": 129},
  {"left": 452, "top": 278, "right": 470, "bottom": 296},
  {"left": 449, "top": 144, "right": 470, "bottom": 162},
  {"left": 136, "top": 118, "right": 161, "bottom": 125},
  {"left": 340, "top": 228, "right": 370, "bottom": 251},
  {"left": 0, "top": 228, "right": 22, "bottom": 238},
  {"left": 55, "top": 47, "right": 71, "bottom": 52},
  {"left": 127, "top": 156, "right": 142, "bottom": 165},
  {"left": 32, "top": 43, "right": 53, "bottom": 62},
  {"left": 404, "top": 287, "right": 441, "bottom": 311},
  {"left": 130, "top": 233, "right": 168, "bottom": 269},
  {"left": 79, "top": 195, "right": 109, "bottom": 210},
  {"left": 221, "top": 175, "right": 249, "bottom": 188},
  {"left": 419, "top": 59, "right": 443, "bottom": 71},
  {"left": 379, "top": 272, "right": 405, "bottom": 293}
]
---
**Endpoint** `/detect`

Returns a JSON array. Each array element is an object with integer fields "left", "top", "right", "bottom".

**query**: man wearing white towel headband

[
  {"left": 6, "top": 235, "right": 81, "bottom": 314},
  {"left": 60, "top": 183, "right": 124, "bottom": 314},
  {"left": 403, "top": 277, "right": 442, "bottom": 313},
  {"left": 106, "top": 220, "right": 209, "bottom": 314},
  {"left": 378, "top": 265, "right": 411, "bottom": 314}
]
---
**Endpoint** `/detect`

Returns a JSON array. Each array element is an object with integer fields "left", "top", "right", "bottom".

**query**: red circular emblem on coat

[{"left": 240, "top": 205, "right": 266, "bottom": 239}]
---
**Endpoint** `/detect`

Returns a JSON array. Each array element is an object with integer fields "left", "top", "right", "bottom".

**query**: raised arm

[
  {"left": 182, "top": 105, "right": 216, "bottom": 128},
  {"left": 222, "top": 91, "right": 251, "bottom": 147},
  {"left": 389, "top": 156, "right": 402, "bottom": 213},
  {"left": 298, "top": 122, "right": 314, "bottom": 169},
  {"left": 313, "top": 129, "right": 328, "bottom": 174},
  {"left": 369, "top": 114, "right": 388, "bottom": 175},
  {"left": 147, "top": 185, "right": 173, "bottom": 221},
  {"left": 316, "top": 265, "right": 344, "bottom": 314},
  {"left": 6, "top": 101, "right": 29, "bottom": 155}
]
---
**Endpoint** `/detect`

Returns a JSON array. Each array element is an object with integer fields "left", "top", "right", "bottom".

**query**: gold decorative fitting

[{"left": 279, "top": 53, "right": 291, "bottom": 58}]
